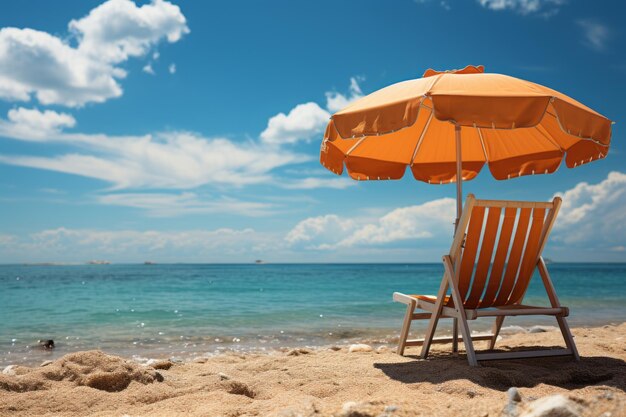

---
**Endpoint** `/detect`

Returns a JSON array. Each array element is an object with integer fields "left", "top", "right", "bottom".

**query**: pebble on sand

[
  {"left": 348, "top": 344, "right": 373, "bottom": 353},
  {"left": 519, "top": 394, "right": 582, "bottom": 417}
]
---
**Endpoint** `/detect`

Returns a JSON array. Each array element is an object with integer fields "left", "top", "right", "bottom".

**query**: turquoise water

[{"left": 1, "top": 263, "right": 625, "bottom": 366}]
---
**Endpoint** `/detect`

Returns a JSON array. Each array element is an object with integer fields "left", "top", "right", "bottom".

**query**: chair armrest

[{"left": 393, "top": 292, "right": 417, "bottom": 306}]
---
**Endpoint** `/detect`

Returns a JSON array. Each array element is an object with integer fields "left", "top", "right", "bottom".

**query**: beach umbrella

[{"left": 320, "top": 65, "right": 613, "bottom": 229}]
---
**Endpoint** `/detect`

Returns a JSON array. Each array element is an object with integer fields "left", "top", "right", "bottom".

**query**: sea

[{"left": 1, "top": 263, "right": 625, "bottom": 366}]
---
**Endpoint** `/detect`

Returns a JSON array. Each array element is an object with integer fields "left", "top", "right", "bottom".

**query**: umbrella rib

[
  {"left": 476, "top": 127, "right": 489, "bottom": 162},
  {"left": 345, "top": 136, "right": 367, "bottom": 156},
  {"left": 409, "top": 107, "right": 433, "bottom": 167}
]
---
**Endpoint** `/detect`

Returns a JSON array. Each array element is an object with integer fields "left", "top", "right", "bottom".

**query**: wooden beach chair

[{"left": 393, "top": 194, "right": 579, "bottom": 366}]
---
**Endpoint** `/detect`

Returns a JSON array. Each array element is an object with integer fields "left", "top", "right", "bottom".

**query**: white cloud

[
  {"left": 0, "top": 227, "right": 273, "bottom": 263},
  {"left": 286, "top": 198, "right": 456, "bottom": 250},
  {"left": 553, "top": 171, "right": 626, "bottom": 245},
  {"left": 325, "top": 77, "right": 364, "bottom": 113},
  {"left": 168, "top": 63, "right": 176, "bottom": 74},
  {"left": 576, "top": 19, "right": 610, "bottom": 51},
  {"left": 97, "top": 192, "right": 274, "bottom": 217},
  {"left": 0, "top": 107, "right": 76, "bottom": 140},
  {"left": 285, "top": 214, "right": 355, "bottom": 245},
  {"left": 260, "top": 77, "right": 364, "bottom": 146},
  {"left": 260, "top": 102, "right": 330, "bottom": 145},
  {"left": 70, "top": 0, "right": 189, "bottom": 64},
  {"left": 0, "top": 0, "right": 188, "bottom": 107},
  {"left": 0, "top": 127, "right": 309, "bottom": 189},
  {"left": 143, "top": 63, "right": 155, "bottom": 75},
  {"left": 477, "top": 0, "right": 564, "bottom": 15},
  {"left": 281, "top": 177, "right": 354, "bottom": 190}
]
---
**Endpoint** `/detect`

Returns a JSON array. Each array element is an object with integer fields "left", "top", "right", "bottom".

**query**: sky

[{"left": 0, "top": 0, "right": 624, "bottom": 263}]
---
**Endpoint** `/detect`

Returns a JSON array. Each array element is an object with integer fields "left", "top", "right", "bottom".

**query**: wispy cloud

[
  {"left": 0, "top": 0, "right": 189, "bottom": 107},
  {"left": 414, "top": 0, "right": 452, "bottom": 11},
  {"left": 97, "top": 192, "right": 275, "bottom": 217},
  {"left": 0, "top": 124, "right": 309, "bottom": 189},
  {"left": 0, "top": 227, "right": 274, "bottom": 263},
  {"left": 576, "top": 19, "right": 610, "bottom": 51},
  {"left": 477, "top": 0, "right": 565, "bottom": 16}
]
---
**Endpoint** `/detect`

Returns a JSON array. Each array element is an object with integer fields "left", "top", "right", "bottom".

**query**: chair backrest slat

[
  {"left": 479, "top": 207, "right": 516, "bottom": 308},
  {"left": 457, "top": 206, "right": 486, "bottom": 301},
  {"left": 506, "top": 208, "right": 546, "bottom": 305},
  {"left": 493, "top": 207, "right": 532, "bottom": 306},
  {"left": 464, "top": 206, "right": 501, "bottom": 309}
]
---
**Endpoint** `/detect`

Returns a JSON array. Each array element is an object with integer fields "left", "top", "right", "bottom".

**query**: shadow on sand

[{"left": 375, "top": 347, "right": 626, "bottom": 392}]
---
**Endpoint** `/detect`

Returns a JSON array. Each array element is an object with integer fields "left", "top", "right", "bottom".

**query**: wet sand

[{"left": 1, "top": 323, "right": 624, "bottom": 416}]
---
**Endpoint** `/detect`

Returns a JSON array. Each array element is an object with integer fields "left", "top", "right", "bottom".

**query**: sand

[{"left": 0, "top": 324, "right": 624, "bottom": 417}]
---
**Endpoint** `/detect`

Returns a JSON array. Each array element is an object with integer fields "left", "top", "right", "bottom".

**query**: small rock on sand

[
  {"left": 2, "top": 365, "right": 17, "bottom": 376},
  {"left": 519, "top": 394, "right": 581, "bottom": 417},
  {"left": 508, "top": 387, "right": 522, "bottom": 403},
  {"left": 287, "top": 348, "right": 311, "bottom": 356},
  {"left": 500, "top": 326, "right": 528, "bottom": 335},
  {"left": 149, "top": 360, "right": 174, "bottom": 370},
  {"left": 348, "top": 344, "right": 373, "bottom": 353},
  {"left": 40, "top": 361, "right": 53, "bottom": 367},
  {"left": 376, "top": 346, "right": 389, "bottom": 354},
  {"left": 218, "top": 372, "right": 230, "bottom": 380},
  {"left": 529, "top": 325, "right": 558, "bottom": 334}
]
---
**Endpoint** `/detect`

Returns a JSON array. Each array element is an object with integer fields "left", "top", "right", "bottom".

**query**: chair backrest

[{"left": 448, "top": 194, "right": 561, "bottom": 309}]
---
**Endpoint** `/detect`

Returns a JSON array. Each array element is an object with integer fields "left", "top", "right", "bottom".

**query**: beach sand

[{"left": 1, "top": 323, "right": 624, "bottom": 417}]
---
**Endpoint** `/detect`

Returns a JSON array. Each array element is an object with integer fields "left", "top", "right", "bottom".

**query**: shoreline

[
  {"left": 1, "top": 323, "right": 624, "bottom": 416},
  {"left": 4, "top": 321, "right": 624, "bottom": 368}
]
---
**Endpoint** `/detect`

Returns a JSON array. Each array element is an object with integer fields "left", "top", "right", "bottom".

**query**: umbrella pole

[
  {"left": 454, "top": 124, "right": 463, "bottom": 232},
  {"left": 452, "top": 124, "right": 463, "bottom": 354}
]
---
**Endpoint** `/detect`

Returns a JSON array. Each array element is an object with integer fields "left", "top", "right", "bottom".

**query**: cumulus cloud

[
  {"left": 260, "top": 102, "right": 330, "bottom": 146},
  {"left": 286, "top": 198, "right": 456, "bottom": 250},
  {"left": 97, "top": 192, "right": 274, "bottom": 217},
  {"left": 576, "top": 19, "right": 610, "bottom": 51},
  {"left": 477, "top": 0, "right": 564, "bottom": 16},
  {"left": 168, "top": 63, "right": 176, "bottom": 74},
  {"left": 285, "top": 215, "right": 356, "bottom": 246},
  {"left": 0, "top": 107, "right": 76, "bottom": 140},
  {"left": 0, "top": 0, "right": 188, "bottom": 107},
  {"left": 69, "top": 0, "right": 189, "bottom": 64},
  {"left": 325, "top": 77, "right": 364, "bottom": 113},
  {"left": 553, "top": 171, "right": 626, "bottom": 246},
  {"left": 260, "top": 78, "right": 364, "bottom": 146},
  {"left": 0, "top": 227, "right": 273, "bottom": 263}
]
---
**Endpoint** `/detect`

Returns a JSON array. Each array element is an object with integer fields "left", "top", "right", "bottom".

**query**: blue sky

[{"left": 0, "top": 0, "right": 624, "bottom": 263}]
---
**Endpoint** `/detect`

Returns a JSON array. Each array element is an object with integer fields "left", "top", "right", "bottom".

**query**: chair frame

[{"left": 393, "top": 194, "right": 580, "bottom": 366}]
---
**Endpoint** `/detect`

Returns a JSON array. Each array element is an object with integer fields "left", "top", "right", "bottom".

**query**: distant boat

[
  {"left": 144, "top": 261, "right": 156, "bottom": 265},
  {"left": 87, "top": 260, "right": 110, "bottom": 265},
  {"left": 254, "top": 260, "right": 265, "bottom": 264}
]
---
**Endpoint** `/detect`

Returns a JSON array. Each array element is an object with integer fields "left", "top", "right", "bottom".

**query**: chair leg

[
  {"left": 452, "top": 318, "right": 459, "bottom": 353},
  {"left": 457, "top": 313, "right": 478, "bottom": 366},
  {"left": 397, "top": 301, "right": 416, "bottom": 356},
  {"left": 420, "top": 276, "right": 449, "bottom": 359},
  {"left": 537, "top": 258, "right": 580, "bottom": 362},
  {"left": 489, "top": 316, "right": 505, "bottom": 350},
  {"left": 556, "top": 316, "right": 580, "bottom": 361},
  {"left": 442, "top": 256, "right": 478, "bottom": 366}
]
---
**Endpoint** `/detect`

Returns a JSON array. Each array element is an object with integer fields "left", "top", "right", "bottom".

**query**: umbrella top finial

[{"left": 422, "top": 65, "right": 484, "bottom": 78}]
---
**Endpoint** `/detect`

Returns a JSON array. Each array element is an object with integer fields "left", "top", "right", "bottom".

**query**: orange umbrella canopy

[{"left": 320, "top": 65, "right": 613, "bottom": 184}]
